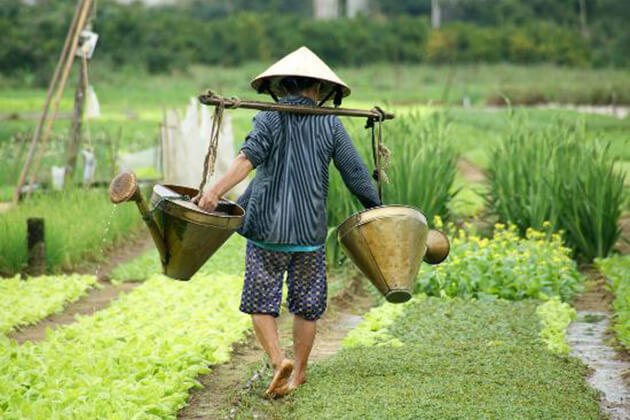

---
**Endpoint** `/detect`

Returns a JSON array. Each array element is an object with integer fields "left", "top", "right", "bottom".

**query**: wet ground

[{"left": 567, "top": 311, "right": 630, "bottom": 419}]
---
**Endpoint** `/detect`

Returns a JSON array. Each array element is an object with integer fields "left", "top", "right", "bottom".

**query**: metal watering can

[
  {"left": 338, "top": 205, "right": 449, "bottom": 303},
  {"left": 109, "top": 171, "right": 244, "bottom": 280}
]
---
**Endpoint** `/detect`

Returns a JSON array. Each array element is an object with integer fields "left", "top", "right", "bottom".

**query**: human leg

[
  {"left": 291, "top": 314, "right": 316, "bottom": 385},
  {"left": 277, "top": 247, "right": 327, "bottom": 394},
  {"left": 239, "top": 242, "right": 294, "bottom": 397}
]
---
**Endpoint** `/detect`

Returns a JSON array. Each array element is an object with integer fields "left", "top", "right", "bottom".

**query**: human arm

[
  {"left": 332, "top": 117, "right": 381, "bottom": 208},
  {"left": 198, "top": 113, "right": 271, "bottom": 211},
  {"left": 198, "top": 152, "right": 253, "bottom": 211}
]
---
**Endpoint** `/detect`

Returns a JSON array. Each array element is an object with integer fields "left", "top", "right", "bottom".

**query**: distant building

[
  {"left": 23, "top": 0, "right": 177, "bottom": 4},
  {"left": 115, "top": 0, "right": 176, "bottom": 4},
  {"left": 313, "top": 0, "right": 370, "bottom": 19},
  {"left": 313, "top": 0, "right": 340, "bottom": 19},
  {"left": 346, "top": 0, "right": 369, "bottom": 17}
]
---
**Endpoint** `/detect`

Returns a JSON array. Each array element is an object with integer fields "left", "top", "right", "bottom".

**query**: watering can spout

[
  {"left": 109, "top": 171, "right": 169, "bottom": 265},
  {"left": 108, "top": 171, "right": 245, "bottom": 280}
]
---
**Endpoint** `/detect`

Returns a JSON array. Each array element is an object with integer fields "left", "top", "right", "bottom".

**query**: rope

[
  {"left": 367, "top": 106, "right": 390, "bottom": 203},
  {"left": 195, "top": 90, "right": 226, "bottom": 200}
]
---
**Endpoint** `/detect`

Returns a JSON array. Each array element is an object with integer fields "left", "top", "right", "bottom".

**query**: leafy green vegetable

[
  {"left": 596, "top": 255, "right": 630, "bottom": 350},
  {"left": 536, "top": 297, "right": 577, "bottom": 355},
  {"left": 342, "top": 299, "right": 416, "bottom": 348},
  {"left": 416, "top": 221, "right": 582, "bottom": 301},
  {"left": 0, "top": 273, "right": 250, "bottom": 418},
  {"left": 0, "top": 274, "right": 97, "bottom": 334}
]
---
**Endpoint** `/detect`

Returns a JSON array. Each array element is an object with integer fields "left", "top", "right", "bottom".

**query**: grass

[
  {"left": 596, "top": 255, "right": 630, "bottom": 350},
  {"left": 0, "top": 274, "right": 97, "bottom": 334},
  {"left": 236, "top": 297, "right": 601, "bottom": 419},
  {"left": 0, "top": 189, "right": 140, "bottom": 275},
  {"left": 1, "top": 63, "right": 629, "bottom": 188}
]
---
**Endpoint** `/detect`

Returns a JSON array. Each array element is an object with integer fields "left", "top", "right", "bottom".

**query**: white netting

[{"left": 161, "top": 98, "right": 248, "bottom": 196}]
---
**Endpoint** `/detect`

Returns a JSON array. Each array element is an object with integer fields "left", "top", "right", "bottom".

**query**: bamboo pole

[
  {"left": 198, "top": 92, "right": 395, "bottom": 121},
  {"left": 13, "top": 0, "right": 85, "bottom": 203},
  {"left": 27, "top": 0, "right": 93, "bottom": 193},
  {"left": 65, "top": 51, "right": 88, "bottom": 184}
]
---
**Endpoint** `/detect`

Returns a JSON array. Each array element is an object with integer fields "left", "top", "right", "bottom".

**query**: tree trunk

[
  {"left": 579, "top": 0, "right": 589, "bottom": 38},
  {"left": 431, "top": 0, "right": 441, "bottom": 29}
]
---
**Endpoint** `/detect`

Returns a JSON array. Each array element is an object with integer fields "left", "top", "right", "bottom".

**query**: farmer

[{"left": 197, "top": 46, "right": 380, "bottom": 397}]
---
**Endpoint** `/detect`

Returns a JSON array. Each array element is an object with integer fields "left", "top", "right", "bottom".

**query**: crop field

[{"left": 1, "top": 61, "right": 629, "bottom": 419}]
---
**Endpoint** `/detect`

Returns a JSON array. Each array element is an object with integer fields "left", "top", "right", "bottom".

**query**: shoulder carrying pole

[
  {"left": 197, "top": 90, "right": 394, "bottom": 203},
  {"left": 198, "top": 91, "right": 394, "bottom": 121}
]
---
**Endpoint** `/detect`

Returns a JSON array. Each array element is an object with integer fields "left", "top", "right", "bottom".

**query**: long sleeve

[
  {"left": 331, "top": 117, "right": 381, "bottom": 208},
  {"left": 239, "top": 113, "right": 272, "bottom": 168}
]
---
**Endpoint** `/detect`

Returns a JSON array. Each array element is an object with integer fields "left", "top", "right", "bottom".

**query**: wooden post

[
  {"left": 27, "top": 218, "right": 46, "bottom": 275},
  {"left": 65, "top": 55, "right": 88, "bottom": 184}
]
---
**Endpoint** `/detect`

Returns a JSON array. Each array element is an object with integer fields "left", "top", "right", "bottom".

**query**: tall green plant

[
  {"left": 327, "top": 112, "right": 459, "bottom": 226},
  {"left": 326, "top": 112, "right": 458, "bottom": 264},
  {"left": 486, "top": 116, "right": 625, "bottom": 261}
]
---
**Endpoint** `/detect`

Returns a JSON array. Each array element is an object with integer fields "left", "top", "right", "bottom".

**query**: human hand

[{"left": 197, "top": 189, "right": 220, "bottom": 212}]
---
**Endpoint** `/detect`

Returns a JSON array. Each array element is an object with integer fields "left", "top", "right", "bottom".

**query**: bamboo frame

[
  {"left": 27, "top": 0, "right": 94, "bottom": 194},
  {"left": 13, "top": 0, "right": 86, "bottom": 202}
]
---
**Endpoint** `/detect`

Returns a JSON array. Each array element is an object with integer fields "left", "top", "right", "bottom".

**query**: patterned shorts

[{"left": 240, "top": 242, "right": 327, "bottom": 321}]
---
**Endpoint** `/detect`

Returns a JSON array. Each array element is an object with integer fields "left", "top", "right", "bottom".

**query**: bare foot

[
  {"left": 263, "top": 359, "right": 294, "bottom": 399},
  {"left": 273, "top": 377, "right": 307, "bottom": 398}
]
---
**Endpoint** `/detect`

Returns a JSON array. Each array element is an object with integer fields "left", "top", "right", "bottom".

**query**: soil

[
  {"left": 567, "top": 268, "right": 630, "bottom": 420},
  {"left": 617, "top": 213, "right": 630, "bottom": 256},
  {"left": 177, "top": 277, "right": 374, "bottom": 420},
  {"left": 457, "top": 157, "right": 486, "bottom": 183},
  {"left": 10, "top": 233, "right": 154, "bottom": 344},
  {"left": 572, "top": 267, "right": 613, "bottom": 312}
]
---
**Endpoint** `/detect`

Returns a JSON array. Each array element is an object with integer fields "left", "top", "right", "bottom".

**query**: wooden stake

[
  {"left": 27, "top": 0, "right": 93, "bottom": 193},
  {"left": 27, "top": 218, "right": 46, "bottom": 276},
  {"left": 13, "top": 0, "right": 85, "bottom": 203},
  {"left": 65, "top": 52, "right": 88, "bottom": 184}
]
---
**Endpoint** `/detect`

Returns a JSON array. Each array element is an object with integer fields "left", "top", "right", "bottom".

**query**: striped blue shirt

[{"left": 237, "top": 95, "right": 381, "bottom": 246}]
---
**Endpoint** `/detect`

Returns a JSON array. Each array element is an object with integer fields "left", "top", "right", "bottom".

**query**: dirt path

[
  {"left": 457, "top": 157, "right": 486, "bottom": 183},
  {"left": 178, "top": 278, "right": 374, "bottom": 420},
  {"left": 617, "top": 213, "right": 630, "bottom": 255},
  {"left": 568, "top": 268, "right": 630, "bottom": 420},
  {"left": 10, "top": 233, "right": 153, "bottom": 344}
]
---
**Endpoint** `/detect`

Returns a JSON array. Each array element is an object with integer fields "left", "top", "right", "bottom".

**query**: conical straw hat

[{"left": 251, "top": 46, "right": 351, "bottom": 101}]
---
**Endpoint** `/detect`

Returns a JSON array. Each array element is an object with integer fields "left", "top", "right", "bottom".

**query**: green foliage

[
  {"left": 0, "top": 189, "right": 140, "bottom": 275},
  {"left": 342, "top": 300, "right": 412, "bottom": 348},
  {"left": 0, "top": 272, "right": 250, "bottom": 418},
  {"left": 327, "top": 112, "right": 459, "bottom": 228},
  {"left": 536, "top": 297, "right": 577, "bottom": 355},
  {"left": 416, "top": 222, "right": 582, "bottom": 301},
  {"left": 0, "top": 0, "right": 610, "bottom": 82},
  {"left": 251, "top": 298, "right": 600, "bottom": 419},
  {"left": 486, "top": 116, "right": 626, "bottom": 261},
  {"left": 596, "top": 255, "right": 630, "bottom": 350},
  {"left": 0, "top": 274, "right": 97, "bottom": 334}
]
